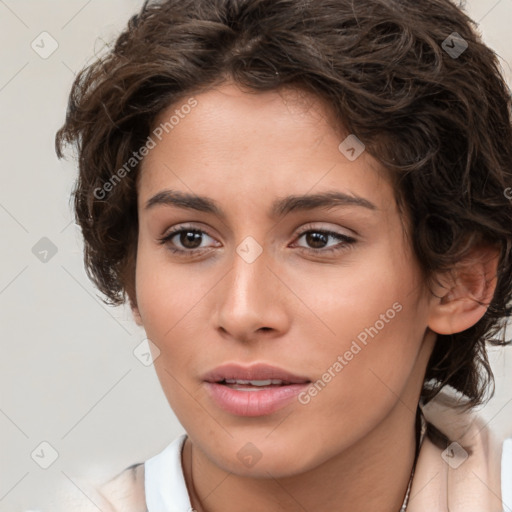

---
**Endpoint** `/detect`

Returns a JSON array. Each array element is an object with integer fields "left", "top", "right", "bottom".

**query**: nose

[{"left": 214, "top": 244, "right": 290, "bottom": 343}]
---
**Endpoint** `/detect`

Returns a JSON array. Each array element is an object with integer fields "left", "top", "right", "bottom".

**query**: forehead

[{"left": 137, "top": 82, "right": 395, "bottom": 213}]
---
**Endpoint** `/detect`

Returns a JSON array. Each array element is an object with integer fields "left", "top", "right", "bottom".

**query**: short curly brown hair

[{"left": 56, "top": 0, "right": 512, "bottom": 409}]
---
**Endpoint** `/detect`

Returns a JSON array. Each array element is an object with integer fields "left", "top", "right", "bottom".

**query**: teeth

[{"left": 224, "top": 379, "right": 285, "bottom": 386}]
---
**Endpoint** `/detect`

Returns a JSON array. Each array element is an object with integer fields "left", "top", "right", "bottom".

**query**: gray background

[{"left": 0, "top": 1, "right": 511, "bottom": 510}]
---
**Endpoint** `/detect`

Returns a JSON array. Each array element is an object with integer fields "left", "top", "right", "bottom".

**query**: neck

[{"left": 182, "top": 400, "right": 419, "bottom": 512}]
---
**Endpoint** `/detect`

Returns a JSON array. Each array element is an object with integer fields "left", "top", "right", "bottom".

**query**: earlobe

[{"left": 427, "top": 245, "right": 500, "bottom": 335}]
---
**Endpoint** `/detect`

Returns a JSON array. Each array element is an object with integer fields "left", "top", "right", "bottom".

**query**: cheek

[
  {"left": 309, "top": 251, "right": 428, "bottom": 396},
  {"left": 135, "top": 240, "right": 196, "bottom": 328},
  {"left": 134, "top": 248, "right": 206, "bottom": 408},
  {"left": 134, "top": 242, "right": 217, "bottom": 381},
  {"left": 301, "top": 255, "right": 416, "bottom": 349}
]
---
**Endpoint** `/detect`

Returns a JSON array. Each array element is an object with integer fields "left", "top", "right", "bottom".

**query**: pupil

[
  {"left": 307, "top": 232, "right": 327, "bottom": 249},
  {"left": 181, "top": 231, "right": 202, "bottom": 249}
]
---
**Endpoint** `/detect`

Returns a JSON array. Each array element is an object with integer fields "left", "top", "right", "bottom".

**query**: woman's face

[{"left": 133, "top": 82, "right": 437, "bottom": 477}]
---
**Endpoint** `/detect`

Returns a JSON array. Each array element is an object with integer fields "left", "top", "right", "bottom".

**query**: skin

[{"left": 131, "top": 81, "right": 497, "bottom": 512}]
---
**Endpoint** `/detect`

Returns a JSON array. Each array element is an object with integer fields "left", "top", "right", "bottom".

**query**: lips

[
  {"left": 202, "top": 363, "right": 311, "bottom": 385},
  {"left": 202, "top": 363, "right": 311, "bottom": 416}
]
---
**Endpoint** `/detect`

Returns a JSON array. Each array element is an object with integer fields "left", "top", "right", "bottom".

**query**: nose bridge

[
  {"left": 215, "top": 235, "right": 286, "bottom": 338},
  {"left": 227, "top": 238, "right": 271, "bottom": 311}
]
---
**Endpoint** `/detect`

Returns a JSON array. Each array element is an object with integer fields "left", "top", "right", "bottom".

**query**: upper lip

[{"left": 202, "top": 363, "right": 311, "bottom": 384}]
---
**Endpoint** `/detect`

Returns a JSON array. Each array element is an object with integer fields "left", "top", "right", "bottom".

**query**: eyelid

[{"left": 295, "top": 222, "right": 356, "bottom": 239}]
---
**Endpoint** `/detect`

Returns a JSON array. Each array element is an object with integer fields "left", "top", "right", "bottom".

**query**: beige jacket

[{"left": 52, "top": 391, "right": 506, "bottom": 512}]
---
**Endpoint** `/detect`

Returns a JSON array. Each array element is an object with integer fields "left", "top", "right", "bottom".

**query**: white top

[
  {"left": 145, "top": 434, "right": 191, "bottom": 512},
  {"left": 49, "top": 390, "right": 509, "bottom": 511},
  {"left": 143, "top": 433, "right": 512, "bottom": 512}
]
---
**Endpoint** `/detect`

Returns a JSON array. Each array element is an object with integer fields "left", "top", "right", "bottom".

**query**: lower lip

[{"left": 204, "top": 382, "right": 310, "bottom": 416}]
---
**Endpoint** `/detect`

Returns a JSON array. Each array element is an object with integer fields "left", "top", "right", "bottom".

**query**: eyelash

[{"left": 158, "top": 224, "right": 357, "bottom": 257}]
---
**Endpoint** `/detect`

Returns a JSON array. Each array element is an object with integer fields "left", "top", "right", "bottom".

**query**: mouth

[
  {"left": 203, "top": 363, "right": 311, "bottom": 386},
  {"left": 216, "top": 378, "right": 303, "bottom": 390},
  {"left": 202, "top": 363, "right": 311, "bottom": 416}
]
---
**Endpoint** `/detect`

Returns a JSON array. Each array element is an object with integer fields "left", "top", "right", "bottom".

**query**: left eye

[{"left": 294, "top": 229, "right": 356, "bottom": 253}]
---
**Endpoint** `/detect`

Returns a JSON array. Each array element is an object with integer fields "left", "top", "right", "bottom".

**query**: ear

[{"left": 427, "top": 245, "right": 500, "bottom": 335}]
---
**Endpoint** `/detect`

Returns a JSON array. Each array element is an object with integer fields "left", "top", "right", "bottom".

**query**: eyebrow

[{"left": 144, "top": 189, "right": 377, "bottom": 218}]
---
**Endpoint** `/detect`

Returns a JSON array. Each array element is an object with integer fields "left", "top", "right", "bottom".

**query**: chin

[{"left": 204, "top": 434, "right": 328, "bottom": 478}]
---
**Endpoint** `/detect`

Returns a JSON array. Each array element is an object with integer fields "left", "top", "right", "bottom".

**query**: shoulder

[
  {"left": 53, "top": 463, "right": 146, "bottom": 512},
  {"left": 51, "top": 435, "right": 188, "bottom": 512},
  {"left": 409, "top": 390, "right": 505, "bottom": 511},
  {"left": 99, "top": 462, "right": 147, "bottom": 511}
]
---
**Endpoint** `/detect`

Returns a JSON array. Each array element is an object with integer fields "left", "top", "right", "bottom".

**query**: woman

[{"left": 54, "top": 0, "right": 512, "bottom": 510}]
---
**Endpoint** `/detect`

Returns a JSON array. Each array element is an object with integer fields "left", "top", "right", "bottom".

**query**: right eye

[{"left": 158, "top": 225, "right": 220, "bottom": 256}]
